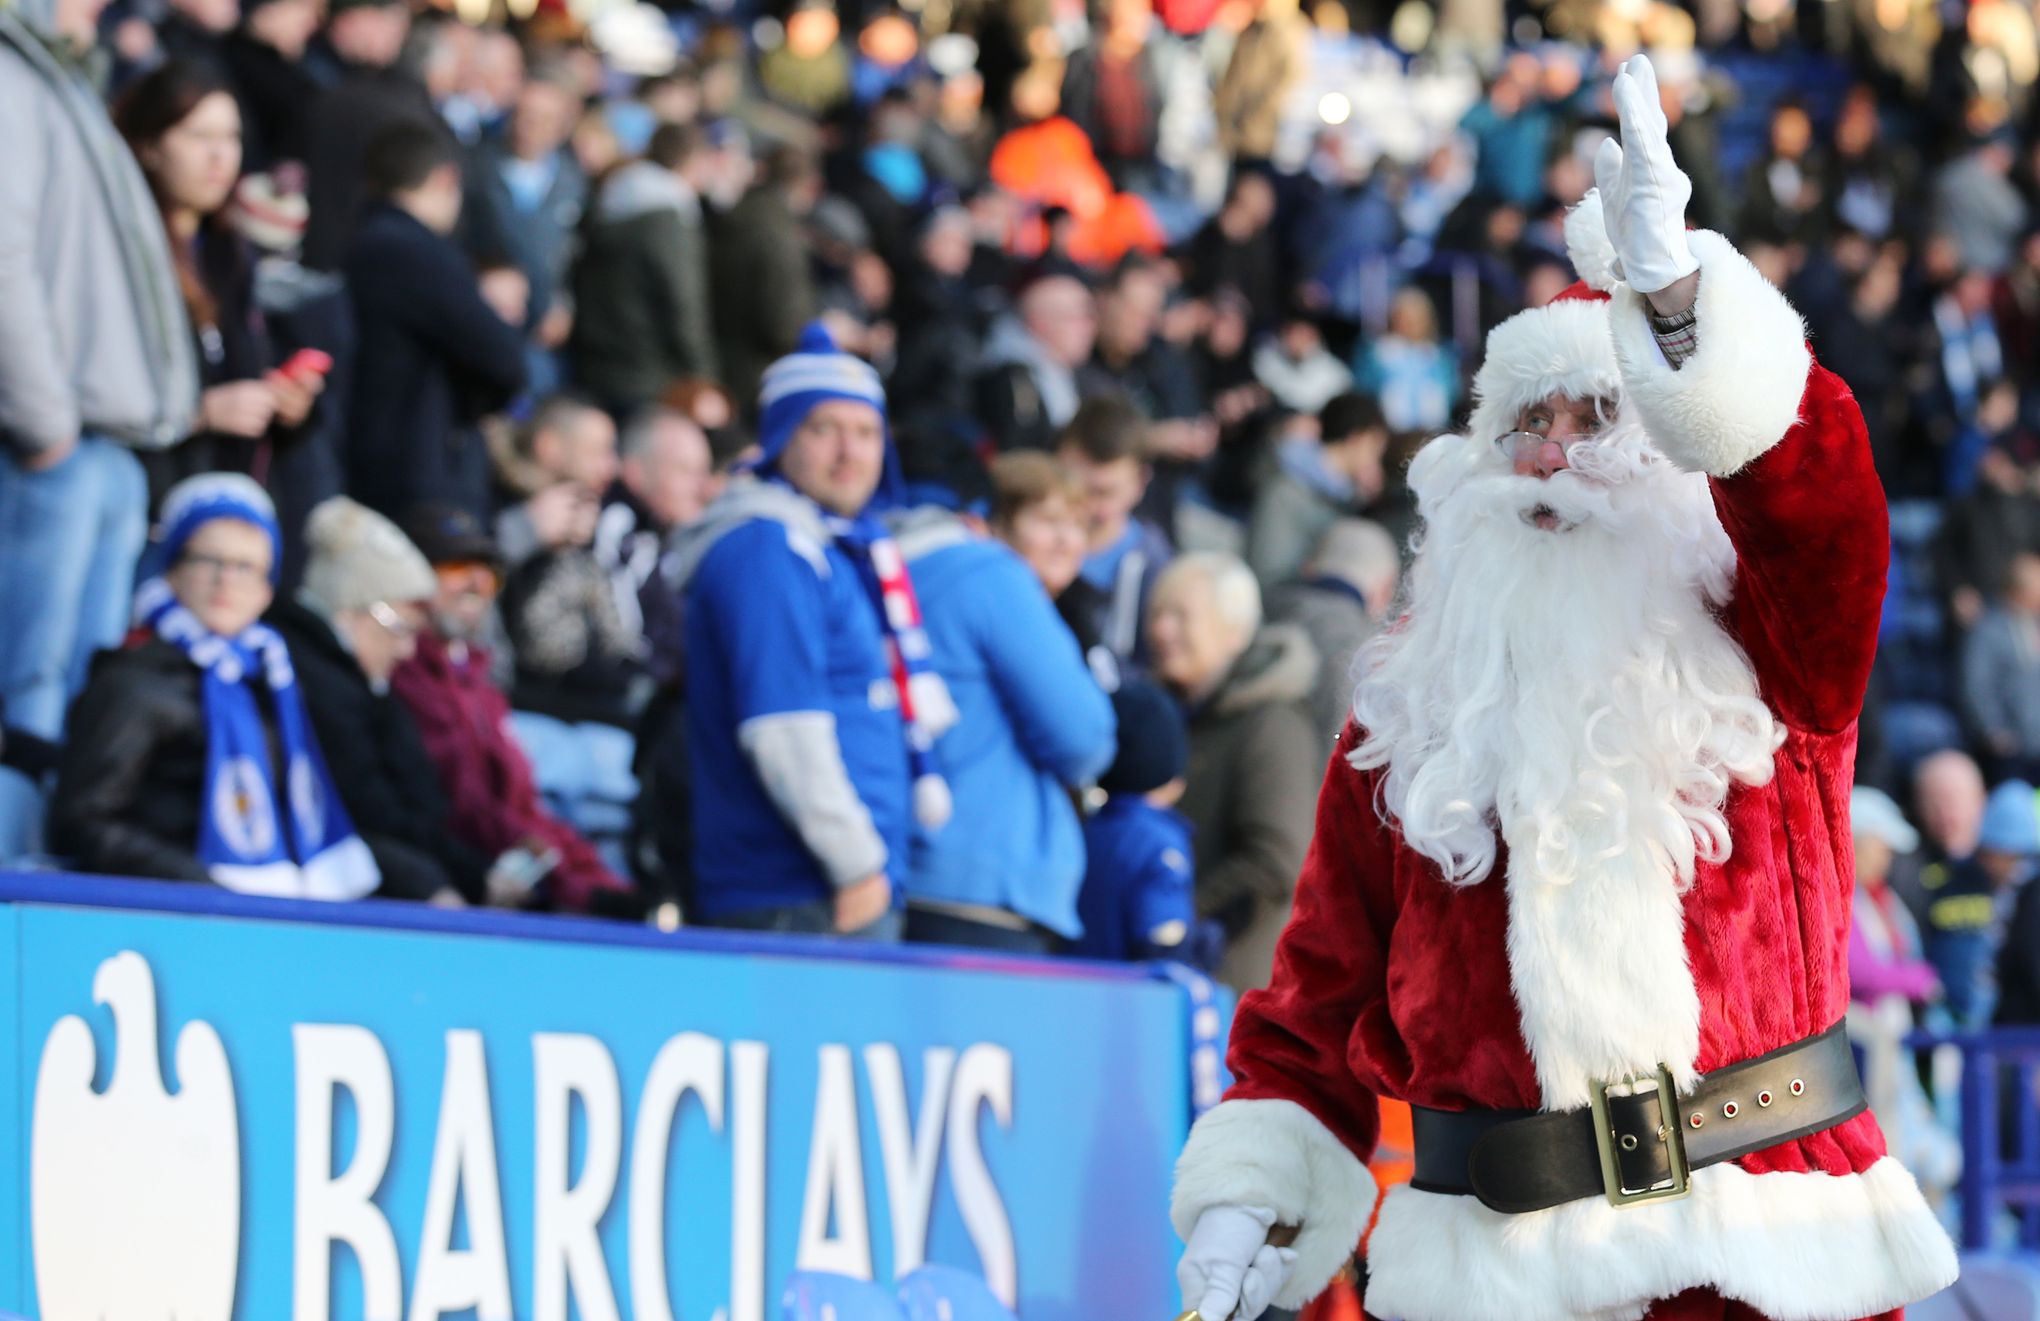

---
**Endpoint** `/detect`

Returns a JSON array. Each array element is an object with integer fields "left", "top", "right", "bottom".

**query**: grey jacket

[
  {"left": 1960, "top": 609, "right": 2040, "bottom": 758},
  {"left": 0, "top": 0, "right": 197, "bottom": 453},
  {"left": 1180, "top": 623, "right": 1324, "bottom": 991}
]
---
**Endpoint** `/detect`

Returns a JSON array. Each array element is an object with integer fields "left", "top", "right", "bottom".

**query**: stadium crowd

[{"left": 1, "top": 0, "right": 2038, "bottom": 1033}]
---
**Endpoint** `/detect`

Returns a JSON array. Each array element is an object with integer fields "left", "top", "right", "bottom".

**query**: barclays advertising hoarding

[{"left": 0, "top": 876, "right": 1208, "bottom": 1321}]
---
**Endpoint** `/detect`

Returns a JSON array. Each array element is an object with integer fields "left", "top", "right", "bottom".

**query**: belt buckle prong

[{"left": 1588, "top": 1066, "right": 1691, "bottom": 1208}]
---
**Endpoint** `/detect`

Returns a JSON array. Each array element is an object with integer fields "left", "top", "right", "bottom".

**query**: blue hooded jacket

[{"left": 896, "top": 513, "right": 1116, "bottom": 937}]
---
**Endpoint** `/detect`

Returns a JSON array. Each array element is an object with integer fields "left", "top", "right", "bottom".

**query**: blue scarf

[{"left": 137, "top": 579, "right": 380, "bottom": 900}]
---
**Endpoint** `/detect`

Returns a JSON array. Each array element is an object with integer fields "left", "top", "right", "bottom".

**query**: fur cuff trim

[
  {"left": 1609, "top": 230, "right": 1811, "bottom": 478},
  {"left": 1364, "top": 1155, "right": 1958, "bottom": 1321},
  {"left": 1172, "top": 1098, "right": 1377, "bottom": 1310}
]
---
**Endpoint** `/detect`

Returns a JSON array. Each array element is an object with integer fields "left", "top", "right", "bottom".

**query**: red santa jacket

[{"left": 1172, "top": 232, "right": 1959, "bottom": 1321}]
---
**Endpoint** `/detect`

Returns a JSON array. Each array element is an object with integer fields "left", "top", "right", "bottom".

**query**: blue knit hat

[
  {"left": 755, "top": 321, "right": 903, "bottom": 505},
  {"left": 1980, "top": 780, "right": 2040, "bottom": 856},
  {"left": 153, "top": 473, "right": 282, "bottom": 583}
]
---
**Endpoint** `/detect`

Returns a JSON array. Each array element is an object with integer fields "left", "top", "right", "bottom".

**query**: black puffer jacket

[
  {"left": 50, "top": 640, "right": 252, "bottom": 883},
  {"left": 267, "top": 598, "right": 492, "bottom": 901}
]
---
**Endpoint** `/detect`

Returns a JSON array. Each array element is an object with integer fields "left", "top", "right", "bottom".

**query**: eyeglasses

[
  {"left": 1492, "top": 429, "right": 1605, "bottom": 465},
  {"left": 434, "top": 563, "right": 500, "bottom": 597},
  {"left": 366, "top": 601, "right": 419, "bottom": 640},
  {"left": 178, "top": 553, "right": 270, "bottom": 586}
]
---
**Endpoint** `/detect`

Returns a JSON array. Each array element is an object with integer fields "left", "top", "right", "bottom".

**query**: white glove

[
  {"left": 1591, "top": 54, "right": 1698, "bottom": 295},
  {"left": 1177, "top": 1204, "right": 1297, "bottom": 1321}
]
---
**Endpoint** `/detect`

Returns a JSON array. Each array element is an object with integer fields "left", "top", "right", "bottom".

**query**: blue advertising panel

[{"left": 0, "top": 876, "right": 1195, "bottom": 1321}]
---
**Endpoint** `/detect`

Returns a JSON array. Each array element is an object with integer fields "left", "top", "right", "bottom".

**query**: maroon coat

[{"left": 390, "top": 632, "right": 626, "bottom": 911}]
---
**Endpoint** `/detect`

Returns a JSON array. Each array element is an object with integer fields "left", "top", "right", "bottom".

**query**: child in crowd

[{"left": 1074, "top": 679, "right": 1207, "bottom": 965}]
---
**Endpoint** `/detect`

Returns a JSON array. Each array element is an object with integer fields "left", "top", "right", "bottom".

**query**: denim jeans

[{"left": 0, "top": 437, "right": 147, "bottom": 861}]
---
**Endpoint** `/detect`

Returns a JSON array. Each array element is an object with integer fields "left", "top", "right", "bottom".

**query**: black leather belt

[{"left": 1410, "top": 1023, "right": 1867, "bottom": 1214}]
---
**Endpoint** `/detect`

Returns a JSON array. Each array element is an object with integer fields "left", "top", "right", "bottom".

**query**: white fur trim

[
  {"left": 1610, "top": 229, "right": 1813, "bottom": 477},
  {"left": 1365, "top": 1155, "right": 1958, "bottom": 1321},
  {"left": 1565, "top": 191, "right": 1621, "bottom": 293},
  {"left": 1466, "top": 299, "right": 1623, "bottom": 452},
  {"left": 1504, "top": 846, "right": 1702, "bottom": 1110},
  {"left": 1172, "top": 1099, "right": 1377, "bottom": 1310}
]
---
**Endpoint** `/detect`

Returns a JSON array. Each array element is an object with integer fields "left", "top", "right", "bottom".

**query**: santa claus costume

[{"left": 1171, "top": 57, "right": 1960, "bottom": 1321}]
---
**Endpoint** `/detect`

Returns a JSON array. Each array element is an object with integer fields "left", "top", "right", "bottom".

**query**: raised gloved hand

[
  {"left": 1590, "top": 54, "right": 1698, "bottom": 296},
  {"left": 1177, "top": 1204, "right": 1296, "bottom": 1321}
]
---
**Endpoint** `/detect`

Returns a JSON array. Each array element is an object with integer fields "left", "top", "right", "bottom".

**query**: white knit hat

[{"left": 299, "top": 497, "right": 437, "bottom": 614}]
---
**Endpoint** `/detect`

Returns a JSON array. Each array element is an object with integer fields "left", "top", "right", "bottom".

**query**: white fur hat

[
  {"left": 1463, "top": 192, "right": 1629, "bottom": 446},
  {"left": 300, "top": 497, "right": 437, "bottom": 614}
]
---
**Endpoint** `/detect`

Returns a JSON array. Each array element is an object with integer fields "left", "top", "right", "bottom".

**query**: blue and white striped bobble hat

[{"left": 755, "top": 323, "right": 899, "bottom": 496}]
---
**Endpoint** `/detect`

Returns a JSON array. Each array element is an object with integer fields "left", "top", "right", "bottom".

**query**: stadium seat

[
  {"left": 1910, "top": 1253, "right": 2040, "bottom": 1321},
  {"left": 780, "top": 1270, "right": 909, "bottom": 1321},
  {"left": 895, "top": 1263, "right": 1017, "bottom": 1321}
]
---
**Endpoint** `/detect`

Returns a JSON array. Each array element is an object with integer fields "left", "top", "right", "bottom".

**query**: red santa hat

[{"left": 1464, "top": 194, "right": 1625, "bottom": 446}]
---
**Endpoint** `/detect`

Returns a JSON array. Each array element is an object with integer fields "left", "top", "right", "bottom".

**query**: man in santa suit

[{"left": 1170, "top": 55, "right": 1961, "bottom": 1321}]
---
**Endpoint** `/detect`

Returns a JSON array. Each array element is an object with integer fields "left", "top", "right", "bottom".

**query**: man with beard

[{"left": 1169, "top": 56, "right": 1958, "bottom": 1321}]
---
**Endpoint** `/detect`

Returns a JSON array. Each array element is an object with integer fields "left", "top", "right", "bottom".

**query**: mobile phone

[{"left": 277, "top": 348, "right": 333, "bottom": 381}]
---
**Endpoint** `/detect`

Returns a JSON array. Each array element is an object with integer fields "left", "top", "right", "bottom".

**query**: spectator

[
  {"left": 221, "top": 0, "right": 322, "bottom": 171},
  {"left": 1081, "top": 255, "right": 1211, "bottom": 466},
  {"left": 977, "top": 270, "right": 1097, "bottom": 453},
  {"left": 1994, "top": 783, "right": 2040, "bottom": 1024},
  {"left": 1457, "top": 57, "right": 1557, "bottom": 210},
  {"left": 1959, "top": 549, "right": 2040, "bottom": 781},
  {"left": 595, "top": 406, "right": 719, "bottom": 686},
  {"left": 114, "top": 61, "right": 325, "bottom": 509},
  {"left": 1821, "top": 83, "right": 1917, "bottom": 243},
  {"left": 1927, "top": 778, "right": 2040, "bottom": 1028},
  {"left": 1057, "top": 396, "right": 1174, "bottom": 670},
  {"left": 1184, "top": 172, "right": 1280, "bottom": 329},
  {"left": 1073, "top": 677, "right": 1200, "bottom": 963},
  {"left": 758, "top": 0, "right": 851, "bottom": 117},
  {"left": 570, "top": 122, "right": 720, "bottom": 417},
  {"left": 890, "top": 204, "right": 984, "bottom": 437},
  {"left": 667, "top": 325, "right": 956, "bottom": 937},
  {"left": 1737, "top": 99, "right": 1826, "bottom": 244},
  {"left": 1244, "top": 392, "right": 1390, "bottom": 590},
  {"left": 1250, "top": 310, "right": 1353, "bottom": 415},
  {"left": 0, "top": 0, "right": 199, "bottom": 861},
  {"left": 152, "top": 0, "right": 236, "bottom": 76},
  {"left": 462, "top": 60, "right": 587, "bottom": 391},
  {"left": 1266, "top": 518, "right": 1400, "bottom": 737},
  {"left": 493, "top": 400, "right": 642, "bottom": 859},
  {"left": 390, "top": 504, "right": 633, "bottom": 912},
  {"left": 1146, "top": 551, "right": 1318, "bottom": 990},
  {"left": 1937, "top": 439, "right": 2040, "bottom": 627},
  {"left": 1848, "top": 786, "right": 1941, "bottom": 1006},
  {"left": 1058, "top": 0, "right": 1163, "bottom": 191},
  {"left": 267, "top": 496, "right": 493, "bottom": 904},
  {"left": 48, "top": 475, "right": 379, "bottom": 896},
  {"left": 1900, "top": 748, "right": 1990, "bottom": 926},
  {"left": 1847, "top": 785, "right": 1961, "bottom": 1199},
  {"left": 1353, "top": 287, "right": 1459, "bottom": 436},
  {"left": 1211, "top": 0, "right": 1305, "bottom": 163},
  {"left": 710, "top": 142, "right": 823, "bottom": 407},
  {"left": 894, "top": 501, "right": 1116, "bottom": 953},
  {"left": 1931, "top": 136, "right": 2029, "bottom": 274},
  {"left": 301, "top": 0, "right": 432, "bottom": 271},
  {"left": 986, "top": 451, "right": 1100, "bottom": 658},
  {"left": 344, "top": 120, "right": 526, "bottom": 521}
]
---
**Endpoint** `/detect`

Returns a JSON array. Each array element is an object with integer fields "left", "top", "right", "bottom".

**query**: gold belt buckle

[{"left": 1588, "top": 1065, "right": 1691, "bottom": 1207}]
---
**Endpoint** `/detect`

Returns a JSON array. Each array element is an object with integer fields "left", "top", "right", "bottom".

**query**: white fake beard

[{"left": 1349, "top": 422, "right": 1782, "bottom": 896}]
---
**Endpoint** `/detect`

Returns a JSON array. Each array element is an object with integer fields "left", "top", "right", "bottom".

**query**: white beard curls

[{"left": 1349, "top": 418, "right": 1783, "bottom": 896}]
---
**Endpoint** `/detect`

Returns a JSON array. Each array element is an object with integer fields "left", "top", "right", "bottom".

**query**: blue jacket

[
  {"left": 898, "top": 516, "right": 1116, "bottom": 937},
  {"left": 1073, "top": 795, "right": 1195, "bottom": 961},
  {"left": 673, "top": 480, "right": 910, "bottom": 921}
]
